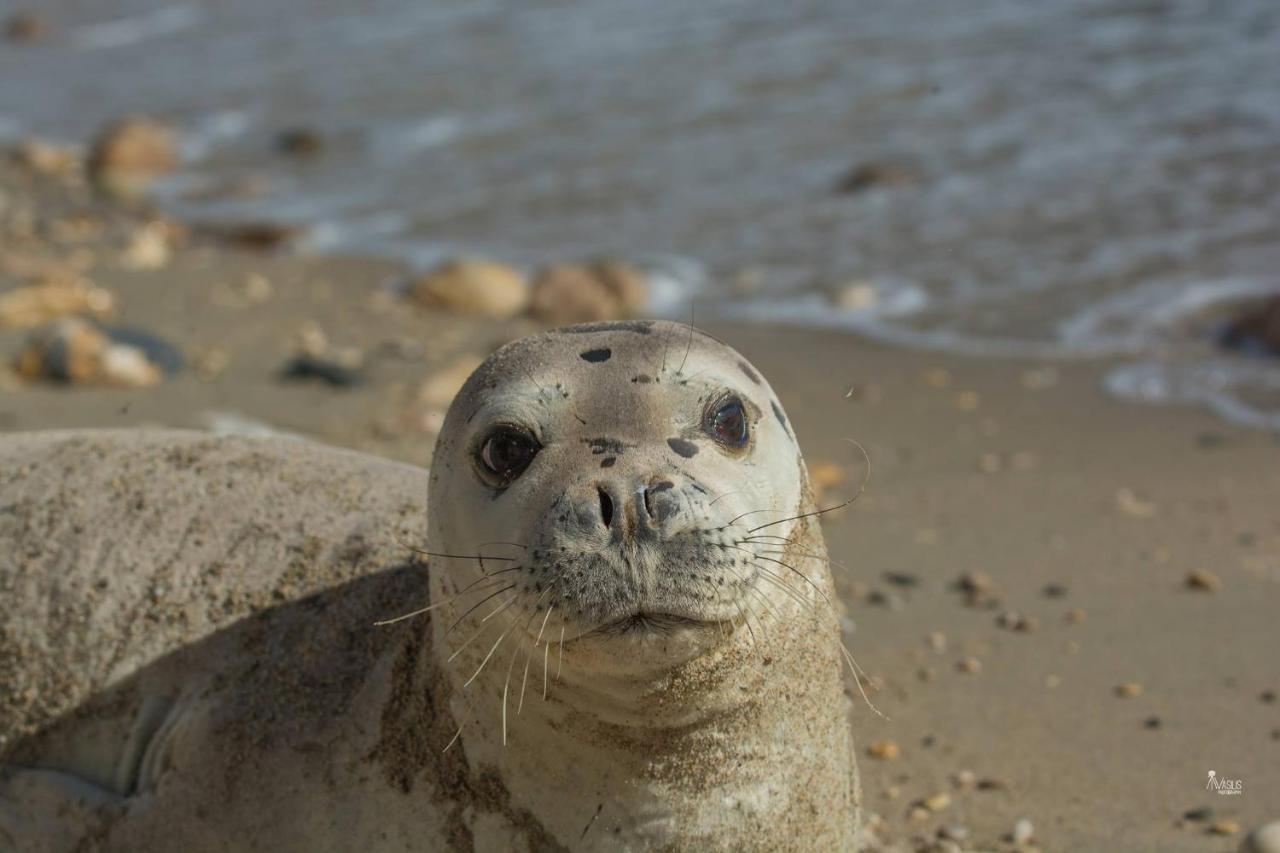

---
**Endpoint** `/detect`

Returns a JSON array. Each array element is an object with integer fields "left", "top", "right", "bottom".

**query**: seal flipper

[{"left": 0, "top": 766, "right": 124, "bottom": 853}]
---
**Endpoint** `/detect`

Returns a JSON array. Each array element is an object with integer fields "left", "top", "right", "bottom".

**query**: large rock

[
  {"left": 528, "top": 259, "right": 648, "bottom": 325},
  {"left": 409, "top": 258, "right": 528, "bottom": 318},
  {"left": 87, "top": 117, "right": 179, "bottom": 198}
]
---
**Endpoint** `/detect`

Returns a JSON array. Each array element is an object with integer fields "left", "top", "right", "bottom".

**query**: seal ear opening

[{"left": 597, "top": 486, "right": 614, "bottom": 528}]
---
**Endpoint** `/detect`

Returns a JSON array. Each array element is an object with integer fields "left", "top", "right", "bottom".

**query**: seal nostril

[{"left": 597, "top": 486, "right": 613, "bottom": 528}]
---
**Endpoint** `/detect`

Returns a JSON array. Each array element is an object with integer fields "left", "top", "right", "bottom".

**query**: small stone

[
  {"left": 907, "top": 806, "right": 931, "bottom": 822},
  {"left": 4, "top": 11, "right": 48, "bottom": 42},
  {"left": 976, "top": 778, "right": 1007, "bottom": 791},
  {"left": 278, "top": 355, "right": 362, "bottom": 388},
  {"left": 997, "top": 611, "right": 1038, "bottom": 632},
  {"left": 1020, "top": 366, "right": 1059, "bottom": 390},
  {"left": 1012, "top": 817, "right": 1034, "bottom": 845},
  {"left": 957, "top": 657, "right": 982, "bottom": 675},
  {"left": 1240, "top": 820, "right": 1280, "bottom": 853},
  {"left": 87, "top": 116, "right": 179, "bottom": 198},
  {"left": 203, "top": 221, "right": 307, "bottom": 251},
  {"left": 954, "top": 390, "right": 980, "bottom": 411},
  {"left": 1185, "top": 570, "right": 1221, "bottom": 592},
  {"left": 922, "top": 792, "right": 951, "bottom": 812},
  {"left": 1042, "top": 583, "right": 1068, "bottom": 598},
  {"left": 978, "top": 452, "right": 1002, "bottom": 473},
  {"left": 917, "top": 666, "right": 937, "bottom": 682},
  {"left": 1115, "top": 682, "right": 1144, "bottom": 699},
  {"left": 410, "top": 258, "right": 529, "bottom": 318},
  {"left": 1261, "top": 690, "right": 1277, "bottom": 705},
  {"left": 1115, "top": 487, "right": 1158, "bottom": 518},
  {"left": 1209, "top": 818, "right": 1240, "bottom": 836},
  {"left": 15, "top": 319, "right": 176, "bottom": 388},
  {"left": 15, "top": 138, "right": 81, "bottom": 178},
  {"left": 927, "top": 631, "right": 947, "bottom": 653},
  {"left": 276, "top": 127, "right": 324, "bottom": 156},
  {"left": 191, "top": 347, "right": 230, "bottom": 381},
  {"left": 883, "top": 784, "right": 901, "bottom": 801},
  {"left": 120, "top": 222, "right": 172, "bottom": 270},
  {"left": 924, "top": 368, "right": 951, "bottom": 388},
  {"left": 951, "top": 769, "right": 977, "bottom": 790},
  {"left": 865, "top": 740, "right": 901, "bottom": 761},
  {"left": 1065, "top": 608, "right": 1087, "bottom": 624},
  {"left": 834, "top": 162, "right": 916, "bottom": 194},
  {"left": 937, "top": 824, "right": 969, "bottom": 842},
  {"left": 1183, "top": 807, "right": 1213, "bottom": 822},
  {"left": 832, "top": 281, "right": 877, "bottom": 310},
  {"left": 1143, "top": 716, "right": 1162, "bottom": 730},
  {"left": 528, "top": 260, "right": 648, "bottom": 325},
  {"left": 0, "top": 277, "right": 115, "bottom": 329}
]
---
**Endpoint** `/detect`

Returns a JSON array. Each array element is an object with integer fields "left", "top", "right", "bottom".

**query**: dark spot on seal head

[
  {"left": 771, "top": 401, "right": 792, "bottom": 437},
  {"left": 667, "top": 438, "right": 699, "bottom": 458},
  {"left": 648, "top": 480, "right": 674, "bottom": 494},
  {"left": 600, "top": 457, "right": 616, "bottom": 468},
  {"left": 560, "top": 321, "right": 654, "bottom": 335},
  {"left": 580, "top": 348, "right": 612, "bottom": 363},
  {"left": 631, "top": 374, "right": 653, "bottom": 384},
  {"left": 738, "top": 361, "right": 761, "bottom": 384}
]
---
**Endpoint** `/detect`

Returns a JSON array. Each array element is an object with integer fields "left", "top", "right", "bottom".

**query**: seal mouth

[{"left": 579, "top": 609, "right": 739, "bottom": 641}]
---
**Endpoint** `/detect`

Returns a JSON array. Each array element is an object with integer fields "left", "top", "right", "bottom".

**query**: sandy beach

[{"left": 2, "top": 131, "right": 1279, "bottom": 852}]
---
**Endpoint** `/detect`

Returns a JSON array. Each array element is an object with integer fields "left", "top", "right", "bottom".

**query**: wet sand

[{"left": 2, "top": 155, "right": 1278, "bottom": 851}]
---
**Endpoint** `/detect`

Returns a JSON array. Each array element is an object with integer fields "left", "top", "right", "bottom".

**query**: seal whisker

[
  {"left": 373, "top": 570, "right": 520, "bottom": 626},
  {"left": 443, "top": 584, "right": 517, "bottom": 644},
  {"left": 747, "top": 438, "right": 872, "bottom": 534}
]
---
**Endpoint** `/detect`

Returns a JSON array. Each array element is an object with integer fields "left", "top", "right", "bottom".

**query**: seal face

[{"left": 429, "top": 321, "right": 808, "bottom": 667}]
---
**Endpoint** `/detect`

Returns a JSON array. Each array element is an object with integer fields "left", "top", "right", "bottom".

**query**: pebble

[
  {"left": 14, "top": 319, "right": 177, "bottom": 387},
  {"left": 278, "top": 355, "right": 363, "bottom": 388},
  {"left": 1042, "top": 583, "right": 1068, "bottom": 598},
  {"left": 120, "top": 222, "right": 172, "bottom": 270},
  {"left": 937, "top": 824, "right": 969, "bottom": 843},
  {"left": 0, "top": 277, "right": 115, "bottom": 329},
  {"left": 951, "top": 769, "right": 977, "bottom": 790},
  {"left": 410, "top": 258, "right": 528, "bottom": 318},
  {"left": 4, "top": 10, "right": 48, "bottom": 42},
  {"left": 1185, "top": 569, "right": 1222, "bottom": 592},
  {"left": 955, "top": 571, "right": 1000, "bottom": 608},
  {"left": 997, "top": 611, "right": 1039, "bottom": 633},
  {"left": 1115, "top": 682, "right": 1144, "bottom": 699},
  {"left": 865, "top": 739, "right": 901, "bottom": 760},
  {"left": 831, "top": 281, "right": 877, "bottom": 310},
  {"left": 1183, "top": 806, "right": 1214, "bottom": 822},
  {"left": 1012, "top": 817, "right": 1035, "bottom": 845},
  {"left": 927, "top": 631, "right": 947, "bottom": 653},
  {"left": 1210, "top": 818, "right": 1241, "bottom": 836},
  {"left": 834, "top": 162, "right": 916, "bottom": 194},
  {"left": 276, "top": 127, "right": 324, "bottom": 156},
  {"left": 956, "top": 657, "right": 982, "bottom": 675},
  {"left": 1115, "top": 487, "right": 1158, "bottom": 518},
  {"left": 1143, "top": 716, "right": 1162, "bottom": 729},
  {"left": 15, "top": 138, "right": 80, "bottom": 178},
  {"left": 1261, "top": 690, "right": 1277, "bottom": 705},
  {"left": 528, "top": 260, "right": 648, "bottom": 325},
  {"left": 87, "top": 116, "right": 179, "bottom": 198},
  {"left": 1240, "top": 821, "right": 1280, "bottom": 853},
  {"left": 203, "top": 221, "right": 307, "bottom": 251},
  {"left": 921, "top": 792, "right": 951, "bottom": 812},
  {"left": 954, "top": 390, "right": 980, "bottom": 411},
  {"left": 1065, "top": 608, "right": 1087, "bottom": 624}
]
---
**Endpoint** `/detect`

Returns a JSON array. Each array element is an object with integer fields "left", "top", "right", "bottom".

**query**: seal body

[{"left": 0, "top": 321, "right": 860, "bottom": 851}]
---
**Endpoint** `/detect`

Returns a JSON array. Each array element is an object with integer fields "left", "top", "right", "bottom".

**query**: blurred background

[{"left": 2, "top": 0, "right": 1279, "bottom": 429}]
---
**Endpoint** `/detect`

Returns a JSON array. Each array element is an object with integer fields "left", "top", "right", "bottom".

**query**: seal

[{"left": 0, "top": 321, "right": 861, "bottom": 852}]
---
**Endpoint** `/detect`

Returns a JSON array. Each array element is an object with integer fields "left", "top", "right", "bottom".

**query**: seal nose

[{"left": 590, "top": 477, "right": 678, "bottom": 537}]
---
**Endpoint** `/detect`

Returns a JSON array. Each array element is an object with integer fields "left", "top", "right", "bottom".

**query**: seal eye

[
  {"left": 477, "top": 426, "right": 540, "bottom": 487},
  {"left": 706, "top": 398, "right": 749, "bottom": 448}
]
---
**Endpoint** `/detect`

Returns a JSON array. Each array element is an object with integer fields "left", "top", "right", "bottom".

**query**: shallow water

[{"left": 3, "top": 0, "right": 1279, "bottom": 425}]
